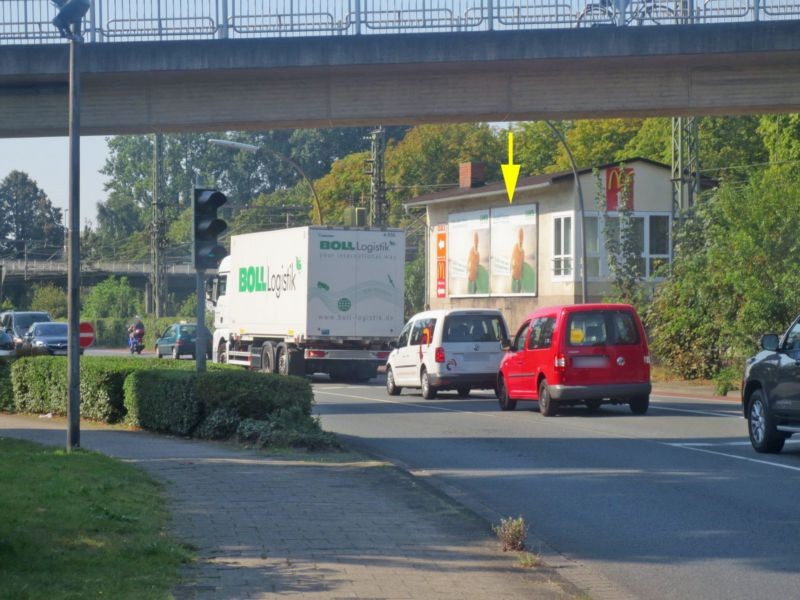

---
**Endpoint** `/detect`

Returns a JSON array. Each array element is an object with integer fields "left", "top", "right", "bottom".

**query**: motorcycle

[{"left": 128, "top": 328, "right": 145, "bottom": 355}]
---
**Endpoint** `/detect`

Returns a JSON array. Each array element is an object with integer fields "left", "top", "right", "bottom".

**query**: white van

[{"left": 385, "top": 309, "right": 509, "bottom": 399}]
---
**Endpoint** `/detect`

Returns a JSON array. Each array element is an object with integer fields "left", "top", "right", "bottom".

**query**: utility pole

[
  {"left": 151, "top": 133, "right": 166, "bottom": 318},
  {"left": 671, "top": 117, "right": 700, "bottom": 222},
  {"left": 365, "top": 126, "right": 387, "bottom": 227}
]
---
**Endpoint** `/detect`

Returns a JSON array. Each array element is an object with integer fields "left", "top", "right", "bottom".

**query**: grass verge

[{"left": 0, "top": 437, "right": 192, "bottom": 599}]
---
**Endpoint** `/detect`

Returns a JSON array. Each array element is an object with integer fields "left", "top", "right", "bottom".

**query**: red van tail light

[
  {"left": 435, "top": 347, "right": 446, "bottom": 363},
  {"left": 554, "top": 354, "right": 567, "bottom": 371}
]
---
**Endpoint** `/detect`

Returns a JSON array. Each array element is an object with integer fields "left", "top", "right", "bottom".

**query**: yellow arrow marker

[{"left": 501, "top": 131, "right": 521, "bottom": 203}]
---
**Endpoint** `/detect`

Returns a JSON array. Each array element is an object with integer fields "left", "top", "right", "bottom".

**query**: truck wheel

[
  {"left": 277, "top": 345, "right": 304, "bottom": 377},
  {"left": 538, "top": 380, "right": 557, "bottom": 417},
  {"left": 261, "top": 343, "right": 274, "bottom": 373},
  {"left": 748, "top": 389, "right": 785, "bottom": 453},
  {"left": 421, "top": 368, "right": 437, "bottom": 400},
  {"left": 386, "top": 367, "right": 401, "bottom": 396}
]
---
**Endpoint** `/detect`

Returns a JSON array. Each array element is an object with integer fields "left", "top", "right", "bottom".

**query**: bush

[
  {"left": 123, "top": 370, "right": 201, "bottom": 436},
  {"left": 10, "top": 356, "right": 234, "bottom": 422},
  {"left": 0, "top": 358, "right": 14, "bottom": 411},
  {"left": 196, "top": 407, "right": 241, "bottom": 440},
  {"left": 713, "top": 366, "right": 741, "bottom": 396},
  {"left": 493, "top": 516, "right": 527, "bottom": 552}
]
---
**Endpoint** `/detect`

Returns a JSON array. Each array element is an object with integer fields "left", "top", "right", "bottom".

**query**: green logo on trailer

[{"left": 338, "top": 298, "right": 352, "bottom": 312}]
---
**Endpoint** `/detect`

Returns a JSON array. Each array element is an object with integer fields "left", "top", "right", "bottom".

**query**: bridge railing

[
  {"left": 0, "top": 258, "right": 198, "bottom": 276},
  {"left": 1, "top": 0, "right": 799, "bottom": 44}
]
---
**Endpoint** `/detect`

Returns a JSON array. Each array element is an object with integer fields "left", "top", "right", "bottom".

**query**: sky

[{"left": 0, "top": 136, "right": 109, "bottom": 226}]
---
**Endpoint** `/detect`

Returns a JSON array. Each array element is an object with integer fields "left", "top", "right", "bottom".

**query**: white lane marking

[
  {"left": 664, "top": 443, "right": 800, "bottom": 472},
  {"left": 672, "top": 439, "right": 800, "bottom": 448},
  {"left": 649, "top": 405, "right": 741, "bottom": 418},
  {"left": 314, "top": 388, "right": 503, "bottom": 418}
]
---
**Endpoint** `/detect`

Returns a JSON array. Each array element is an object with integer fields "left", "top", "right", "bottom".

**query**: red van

[{"left": 497, "top": 304, "right": 651, "bottom": 416}]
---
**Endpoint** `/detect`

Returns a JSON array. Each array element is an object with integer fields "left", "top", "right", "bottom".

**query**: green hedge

[
  {"left": 8, "top": 355, "right": 327, "bottom": 448},
  {"left": 123, "top": 370, "right": 312, "bottom": 436},
  {"left": 0, "top": 358, "right": 13, "bottom": 411},
  {"left": 123, "top": 371, "right": 201, "bottom": 435},
  {"left": 10, "top": 356, "right": 235, "bottom": 422}
]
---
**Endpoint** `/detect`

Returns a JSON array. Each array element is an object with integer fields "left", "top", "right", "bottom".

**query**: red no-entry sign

[{"left": 79, "top": 322, "right": 95, "bottom": 349}]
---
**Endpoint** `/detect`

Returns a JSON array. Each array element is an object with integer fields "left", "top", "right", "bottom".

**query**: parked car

[
  {"left": 497, "top": 303, "right": 651, "bottom": 416},
  {"left": 0, "top": 310, "right": 52, "bottom": 348},
  {"left": 0, "top": 330, "right": 15, "bottom": 357},
  {"left": 155, "top": 322, "right": 212, "bottom": 359},
  {"left": 385, "top": 309, "right": 509, "bottom": 399},
  {"left": 741, "top": 317, "right": 800, "bottom": 453},
  {"left": 22, "top": 322, "right": 70, "bottom": 356}
]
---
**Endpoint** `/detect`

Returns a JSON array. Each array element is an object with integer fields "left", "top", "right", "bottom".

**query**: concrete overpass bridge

[
  {"left": 1, "top": 1, "right": 800, "bottom": 137},
  {"left": 0, "top": 259, "right": 200, "bottom": 299}
]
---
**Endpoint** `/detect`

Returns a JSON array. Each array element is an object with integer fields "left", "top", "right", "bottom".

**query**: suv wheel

[
  {"left": 421, "top": 368, "right": 437, "bottom": 400},
  {"left": 538, "top": 380, "right": 557, "bottom": 417},
  {"left": 748, "top": 389, "right": 785, "bottom": 453},
  {"left": 386, "top": 367, "right": 401, "bottom": 396},
  {"left": 497, "top": 377, "right": 517, "bottom": 412},
  {"left": 629, "top": 395, "right": 650, "bottom": 415}
]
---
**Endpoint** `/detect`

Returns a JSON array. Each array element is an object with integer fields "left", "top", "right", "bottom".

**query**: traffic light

[{"left": 193, "top": 188, "right": 228, "bottom": 270}]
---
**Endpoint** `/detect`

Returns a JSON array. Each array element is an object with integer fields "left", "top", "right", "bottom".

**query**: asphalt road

[{"left": 312, "top": 377, "right": 800, "bottom": 600}]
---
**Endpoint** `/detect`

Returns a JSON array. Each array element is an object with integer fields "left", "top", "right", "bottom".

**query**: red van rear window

[{"left": 567, "top": 310, "right": 640, "bottom": 346}]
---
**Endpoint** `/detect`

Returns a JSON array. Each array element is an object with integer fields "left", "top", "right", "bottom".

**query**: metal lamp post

[
  {"left": 545, "top": 121, "right": 588, "bottom": 304},
  {"left": 52, "top": 0, "right": 91, "bottom": 450},
  {"left": 207, "top": 139, "right": 324, "bottom": 225}
]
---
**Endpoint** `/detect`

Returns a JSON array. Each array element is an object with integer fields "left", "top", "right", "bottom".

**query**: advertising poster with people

[
  {"left": 448, "top": 209, "right": 491, "bottom": 295},
  {"left": 490, "top": 204, "right": 538, "bottom": 295}
]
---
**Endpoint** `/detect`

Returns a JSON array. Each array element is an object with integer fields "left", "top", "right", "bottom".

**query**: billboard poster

[
  {"left": 490, "top": 204, "right": 538, "bottom": 295},
  {"left": 448, "top": 209, "right": 490, "bottom": 295},
  {"left": 435, "top": 227, "right": 447, "bottom": 298}
]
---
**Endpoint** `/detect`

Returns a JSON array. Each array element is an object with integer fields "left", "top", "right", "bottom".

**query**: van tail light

[
  {"left": 644, "top": 355, "right": 651, "bottom": 365},
  {"left": 435, "top": 347, "right": 446, "bottom": 363},
  {"left": 554, "top": 354, "right": 567, "bottom": 371}
]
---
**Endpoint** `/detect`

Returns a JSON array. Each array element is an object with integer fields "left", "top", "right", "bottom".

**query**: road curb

[{"left": 337, "top": 435, "right": 638, "bottom": 600}]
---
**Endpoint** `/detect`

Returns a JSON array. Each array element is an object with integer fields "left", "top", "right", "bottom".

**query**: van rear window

[
  {"left": 567, "top": 310, "right": 640, "bottom": 346},
  {"left": 443, "top": 315, "right": 507, "bottom": 343}
]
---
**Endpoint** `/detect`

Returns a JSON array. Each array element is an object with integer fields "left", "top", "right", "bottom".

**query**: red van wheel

[
  {"left": 497, "top": 378, "right": 517, "bottom": 411},
  {"left": 538, "top": 380, "right": 557, "bottom": 417}
]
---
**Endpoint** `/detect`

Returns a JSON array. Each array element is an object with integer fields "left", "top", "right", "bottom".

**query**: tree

[
  {"left": 30, "top": 283, "right": 67, "bottom": 319},
  {"left": 82, "top": 276, "right": 142, "bottom": 319},
  {"left": 552, "top": 119, "right": 643, "bottom": 170},
  {"left": 514, "top": 121, "right": 571, "bottom": 176},
  {"left": 404, "top": 251, "right": 426, "bottom": 319},
  {"left": 313, "top": 152, "right": 372, "bottom": 226},
  {"left": 619, "top": 118, "right": 671, "bottom": 164},
  {"left": 0, "top": 171, "right": 64, "bottom": 258},
  {"left": 386, "top": 123, "right": 503, "bottom": 225},
  {"left": 647, "top": 165, "right": 800, "bottom": 378},
  {"left": 758, "top": 114, "right": 800, "bottom": 166}
]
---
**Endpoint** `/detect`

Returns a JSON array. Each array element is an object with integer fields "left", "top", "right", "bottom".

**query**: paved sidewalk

[
  {"left": 0, "top": 414, "right": 580, "bottom": 600},
  {"left": 651, "top": 381, "right": 740, "bottom": 401}
]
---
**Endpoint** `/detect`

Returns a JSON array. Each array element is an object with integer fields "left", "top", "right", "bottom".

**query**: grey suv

[
  {"left": 0, "top": 311, "right": 53, "bottom": 347},
  {"left": 742, "top": 317, "right": 800, "bottom": 453}
]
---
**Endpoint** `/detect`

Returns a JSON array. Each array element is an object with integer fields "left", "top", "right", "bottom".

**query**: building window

[
  {"left": 600, "top": 213, "right": 671, "bottom": 279},
  {"left": 553, "top": 215, "right": 573, "bottom": 277},
  {"left": 584, "top": 216, "right": 601, "bottom": 278}
]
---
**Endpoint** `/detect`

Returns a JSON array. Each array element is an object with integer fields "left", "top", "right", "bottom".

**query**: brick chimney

[{"left": 459, "top": 162, "right": 486, "bottom": 189}]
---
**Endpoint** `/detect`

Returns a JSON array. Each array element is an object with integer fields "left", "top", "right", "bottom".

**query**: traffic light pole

[
  {"left": 195, "top": 269, "right": 206, "bottom": 373},
  {"left": 67, "top": 19, "right": 82, "bottom": 450}
]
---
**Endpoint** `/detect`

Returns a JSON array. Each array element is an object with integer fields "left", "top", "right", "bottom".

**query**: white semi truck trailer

[{"left": 209, "top": 226, "right": 405, "bottom": 381}]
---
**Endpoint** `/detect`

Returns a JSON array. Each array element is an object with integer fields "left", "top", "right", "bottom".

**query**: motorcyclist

[{"left": 128, "top": 316, "right": 145, "bottom": 353}]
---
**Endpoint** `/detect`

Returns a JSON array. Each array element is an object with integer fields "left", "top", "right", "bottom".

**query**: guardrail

[
  {"left": 0, "top": 259, "right": 198, "bottom": 275},
  {"left": 2, "top": 0, "right": 798, "bottom": 44}
]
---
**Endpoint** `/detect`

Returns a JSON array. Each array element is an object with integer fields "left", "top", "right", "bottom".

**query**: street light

[
  {"left": 208, "top": 139, "right": 324, "bottom": 225},
  {"left": 545, "top": 121, "right": 588, "bottom": 304},
  {"left": 52, "top": 0, "right": 90, "bottom": 450}
]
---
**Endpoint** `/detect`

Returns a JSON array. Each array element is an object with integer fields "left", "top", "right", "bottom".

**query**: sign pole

[{"left": 196, "top": 269, "right": 206, "bottom": 373}]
